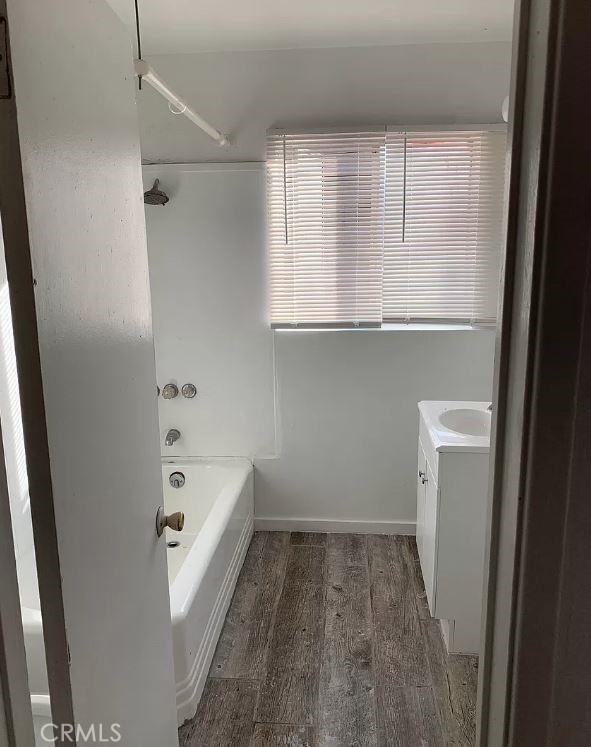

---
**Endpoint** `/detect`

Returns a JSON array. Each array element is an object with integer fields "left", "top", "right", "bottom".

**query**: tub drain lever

[{"left": 156, "top": 506, "right": 185, "bottom": 538}]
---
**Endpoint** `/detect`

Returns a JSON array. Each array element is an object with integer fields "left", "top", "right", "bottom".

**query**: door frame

[
  {"left": 0, "top": 1, "right": 74, "bottom": 741},
  {"left": 478, "top": 0, "right": 591, "bottom": 742}
]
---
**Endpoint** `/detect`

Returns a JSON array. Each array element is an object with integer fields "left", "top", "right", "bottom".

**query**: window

[{"left": 267, "top": 127, "right": 506, "bottom": 327}]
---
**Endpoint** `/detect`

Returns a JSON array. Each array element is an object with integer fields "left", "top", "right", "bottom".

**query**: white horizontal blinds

[
  {"left": 383, "top": 129, "right": 506, "bottom": 323},
  {"left": 267, "top": 128, "right": 505, "bottom": 327},
  {"left": 472, "top": 131, "right": 506, "bottom": 322},
  {"left": 267, "top": 131, "right": 386, "bottom": 326}
]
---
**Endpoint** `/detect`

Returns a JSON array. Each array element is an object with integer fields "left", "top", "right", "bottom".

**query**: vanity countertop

[{"left": 418, "top": 400, "right": 491, "bottom": 453}]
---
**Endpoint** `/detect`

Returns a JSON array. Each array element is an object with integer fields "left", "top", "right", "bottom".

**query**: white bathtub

[
  {"left": 162, "top": 457, "right": 253, "bottom": 725},
  {"left": 23, "top": 456, "right": 254, "bottom": 739}
]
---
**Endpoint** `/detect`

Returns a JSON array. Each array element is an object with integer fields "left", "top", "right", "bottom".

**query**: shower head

[{"left": 143, "top": 179, "right": 169, "bottom": 206}]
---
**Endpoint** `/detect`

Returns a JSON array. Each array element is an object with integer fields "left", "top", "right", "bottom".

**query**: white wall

[
  {"left": 140, "top": 41, "right": 506, "bottom": 530},
  {"left": 144, "top": 163, "right": 275, "bottom": 458},
  {"left": 255, "top": 330, "right": 494, "bottom": 531},
  {"left": 138, "top": 41, "right": 511, "bottom": 163}
]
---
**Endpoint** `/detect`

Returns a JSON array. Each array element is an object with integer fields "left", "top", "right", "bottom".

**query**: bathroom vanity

[{"left": 416, "top": 401, "right": 491, "bottom": 654}]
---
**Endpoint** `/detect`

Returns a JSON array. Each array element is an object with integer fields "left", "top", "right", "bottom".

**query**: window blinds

[
  {"left": 267, "top": 131, "right": 386, "bottom": 326},
  {"left": 267, "top": 128, "right": 506, "bottom": 327},
  {"left": 383, "top": 130, "right": 506, "bottom": 323}
]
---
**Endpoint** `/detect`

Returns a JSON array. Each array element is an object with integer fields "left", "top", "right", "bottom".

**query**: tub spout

[{"left": 165, "top": 428, "right": 181, "bottom": 447}]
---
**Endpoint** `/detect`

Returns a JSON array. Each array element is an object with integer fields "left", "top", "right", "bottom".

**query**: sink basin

[{"left": 439, "top": 408, "right": 491, "bottom": 438}]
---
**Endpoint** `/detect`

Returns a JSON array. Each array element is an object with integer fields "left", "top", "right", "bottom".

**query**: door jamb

[
  {"left": 0, "top": 2, "right": 75, "bottom": 742},
  {"left": 479, "top": 0, "right": 591, "bottom": 742}
]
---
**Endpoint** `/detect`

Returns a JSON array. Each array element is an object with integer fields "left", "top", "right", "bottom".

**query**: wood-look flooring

[{"left": 178, "top": 532, "right": 478, "bottom": 746}]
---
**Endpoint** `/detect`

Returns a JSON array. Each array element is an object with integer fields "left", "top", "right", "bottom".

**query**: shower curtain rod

[{"left": 134, "top": 60, "right": 229, "bottom": 147}]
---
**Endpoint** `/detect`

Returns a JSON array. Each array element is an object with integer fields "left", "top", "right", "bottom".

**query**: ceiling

[{"left": 107, "top": 0, "right": 514, "bottom": 55}]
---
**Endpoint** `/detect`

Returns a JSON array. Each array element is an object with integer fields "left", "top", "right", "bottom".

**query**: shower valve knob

[
  {"left": 181, "top": 383, "right": 197, "bottom": 399},
  {"left": 162, "top": 383, "right": 179, "bottom": 399},
  {"left": 156, "top": 507, "right": 185, "bottom": 537}
]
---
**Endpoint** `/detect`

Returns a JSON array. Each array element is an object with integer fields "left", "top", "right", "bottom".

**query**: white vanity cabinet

[{"left": 416, "top": 401, "right": 491, "bottom": 654}]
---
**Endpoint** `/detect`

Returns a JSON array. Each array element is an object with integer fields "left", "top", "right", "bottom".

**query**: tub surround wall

[{"left": 145, "top": 164, "right": 276, "bottom": 460}]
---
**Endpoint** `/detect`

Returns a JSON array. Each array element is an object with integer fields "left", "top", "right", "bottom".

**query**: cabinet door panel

[
  {"left": 422, "top": 462, "right": 438, "bottom": 614},
  {"left": 416, "top": 439, "right": 427, "bottom": 564}
]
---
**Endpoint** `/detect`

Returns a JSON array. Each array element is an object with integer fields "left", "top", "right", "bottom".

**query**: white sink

[
  {"left": 418, "top": 400, "right": 492, "bottom": 453},
  {"left": 438, "top": 408, "right": 491, "bottom": 438}
]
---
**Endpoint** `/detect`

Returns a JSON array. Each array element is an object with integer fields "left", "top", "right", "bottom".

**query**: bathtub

[
  {"left": 163, "top": 457, "right": 253, "bottom": 724},
  {"left": 23, "top": 456, "right": 254, "bottom": 740}
]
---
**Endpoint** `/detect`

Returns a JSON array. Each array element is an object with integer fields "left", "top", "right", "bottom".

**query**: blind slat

[{"left": 267, "top": 129, "right": 506, "bottom": 326}]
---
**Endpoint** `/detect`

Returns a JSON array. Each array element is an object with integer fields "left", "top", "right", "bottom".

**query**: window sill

[{"left": 272, "top": 323, "right": 495, "bottom": 333}]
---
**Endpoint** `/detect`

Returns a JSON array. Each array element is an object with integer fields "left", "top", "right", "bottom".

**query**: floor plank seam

[
  {"left": 365, "top": 533, "right": 380, "bottom": 746},
  {"left": 253, "top": 720, "right": 313, "bottom": 727},
  {"left": 313, "top": 536, "right": 329, "bottom": 728},
  {"left": 209, "top": 671, "right": 263, "bottom": 682},
  {"left": 204, "top": 675, "right": 260, "bottom": 684}
]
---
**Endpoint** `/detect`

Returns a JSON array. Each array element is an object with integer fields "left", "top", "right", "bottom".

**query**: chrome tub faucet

[{"left": 165, "top": 428, "right": 181, "bottom": 447}]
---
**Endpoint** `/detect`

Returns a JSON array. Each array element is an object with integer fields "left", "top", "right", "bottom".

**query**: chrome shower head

[{"left": 143, "top": 178, "right": 169, "bottom": 206}]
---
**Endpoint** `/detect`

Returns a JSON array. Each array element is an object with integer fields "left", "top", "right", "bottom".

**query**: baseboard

[
  {"left": 254, "top": 517, "right": 416, "bottom": 535},
  {"left": 176, "top": 512, "right": 254, "bottom": 726}
]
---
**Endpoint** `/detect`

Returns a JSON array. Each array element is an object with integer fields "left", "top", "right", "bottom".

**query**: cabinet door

[
  {"left": 416, "top": 439, "right": 427, "bottom": 566},
  {"left": 422, "top": 461, "right": 438, "bottom": 614}
]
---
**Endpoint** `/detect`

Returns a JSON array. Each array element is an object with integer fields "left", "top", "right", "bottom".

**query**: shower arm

[{"left": 134, "top": 60, "right": 229, "bottom": 147}]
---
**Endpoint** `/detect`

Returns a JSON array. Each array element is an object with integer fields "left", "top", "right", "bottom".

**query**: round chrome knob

[
  {"left": 162, "top": 383, "right": 179, "bottom": 399},
  {"left": 181, "top": 383, "right": 197, "bottom": 399}
]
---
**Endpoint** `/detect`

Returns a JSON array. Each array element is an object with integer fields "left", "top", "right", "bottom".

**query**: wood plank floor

[{"left": 178, "top": 532, "right": 478, "bottom": 746}]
